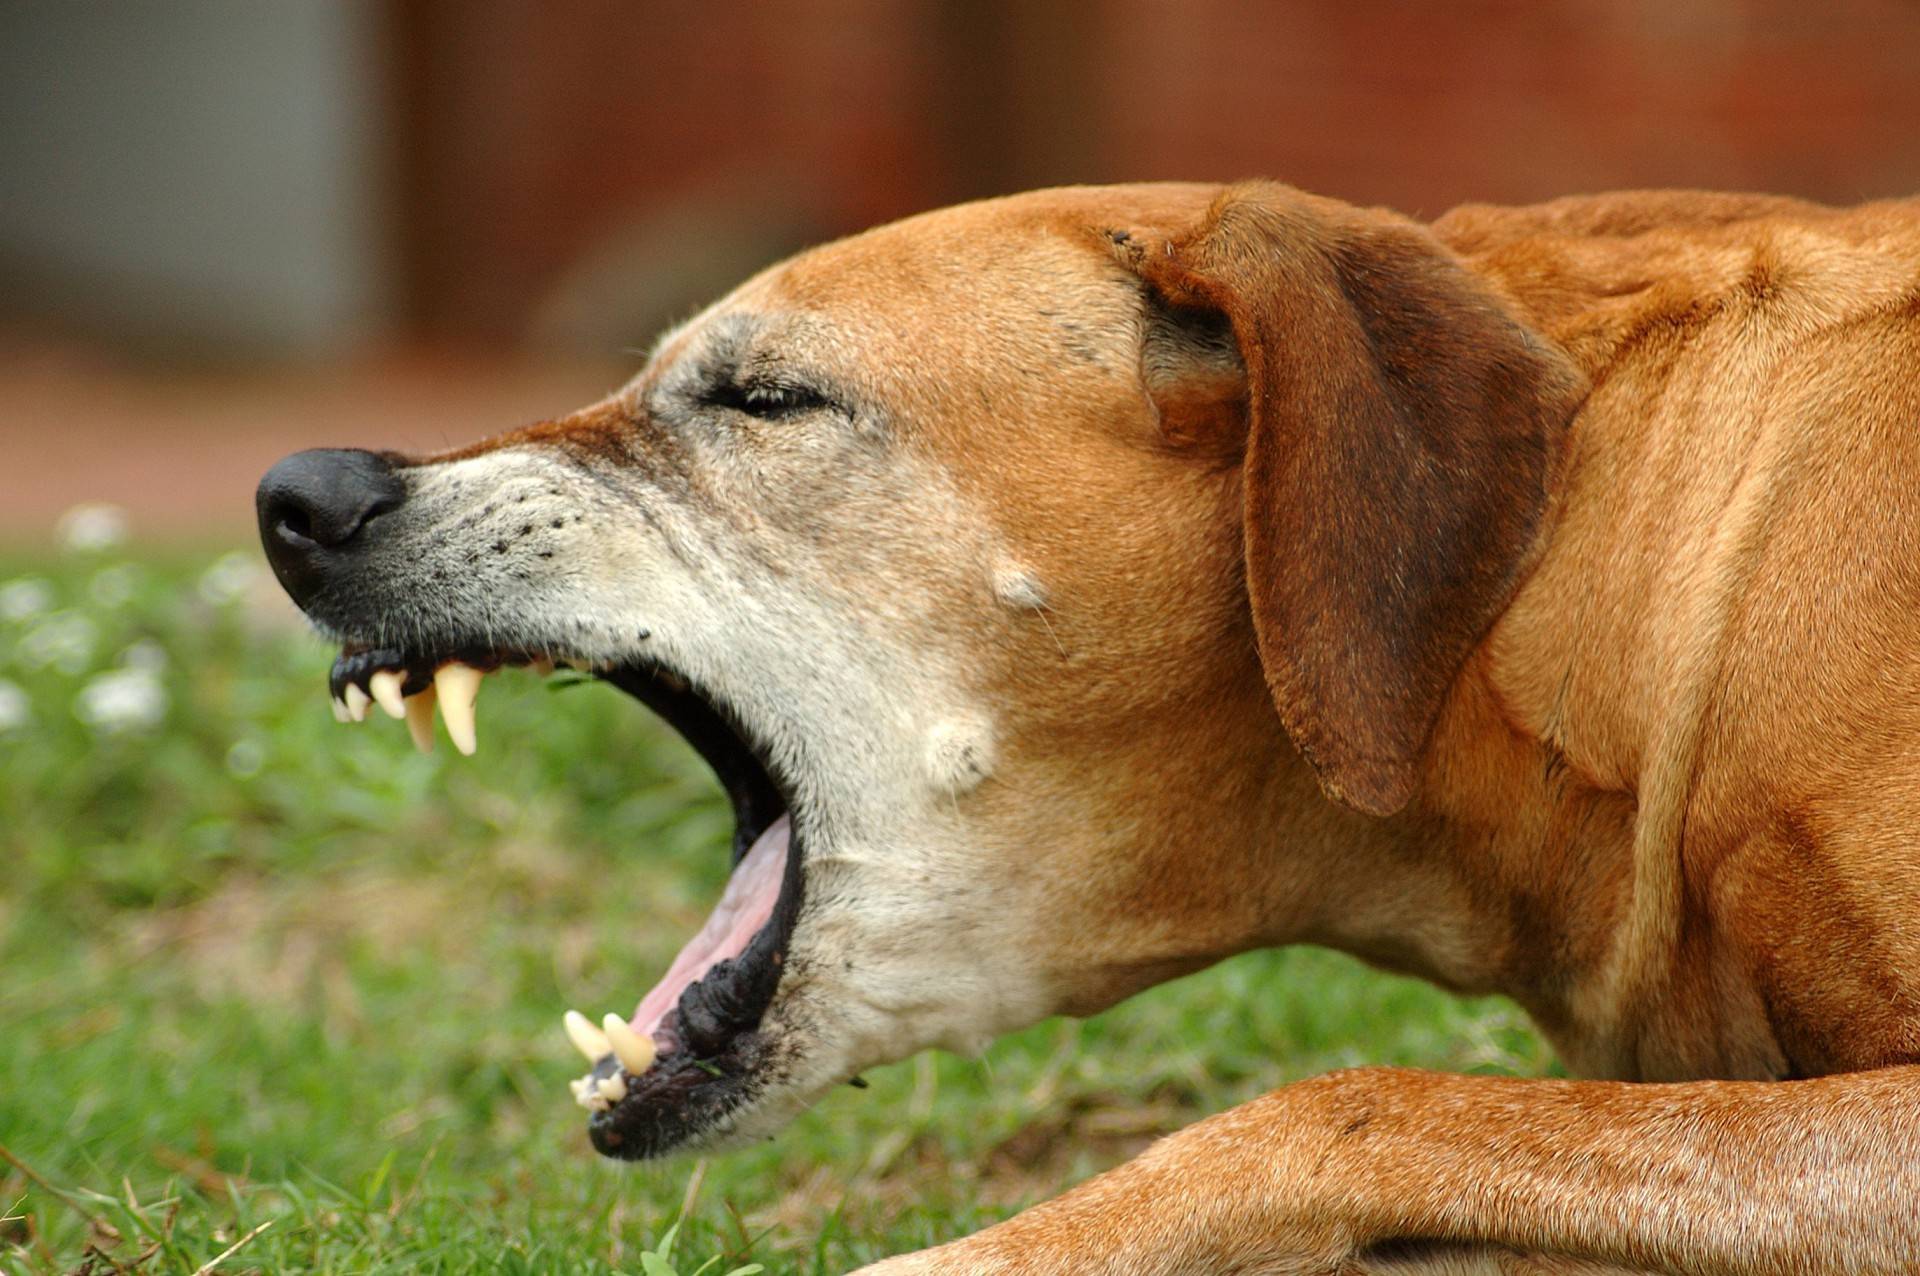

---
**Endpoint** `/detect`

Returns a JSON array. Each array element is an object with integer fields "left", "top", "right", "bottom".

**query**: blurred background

[
  {"left": 4, "top": 4, "right": 1920, "bottom": 1270},
  {"left": 5, "top": 0, "right": 1920, "bottom": 541}
]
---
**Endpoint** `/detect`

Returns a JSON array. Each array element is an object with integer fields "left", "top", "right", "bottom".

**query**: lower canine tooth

[
  {"left": 369, "top": 670, "right": 407, "bottom": 719},
  {"left": 597, "top": 1073, "right": 627, "bottom": 1103},
  {"left": 603, "top": 1014, "right": 656, "bottom": 1074},
  {"left": 343, "top": 684, "right": 372, "bottom": 721},
  {"left": 404, "top": 685, "right": 437, "bottom": 753},
  {"left": 434, "top": 663, "right": 483, "bottom": 756},
  {"left": 563, "top": 1009, "right": 610, "bottom": 1062}
]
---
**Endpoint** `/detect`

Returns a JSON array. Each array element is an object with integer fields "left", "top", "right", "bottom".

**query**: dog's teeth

[
  {"left": 603, "top": 1013, "right": 656, "bottom": 1074},
  {"left": 563, "top": 1009, "right": 610, "bottom": 1062},
  {"left": 573, "top": 1073, "right": 607, "bottom": 1111},
  {"left": 369, "top": 670, "right": 407, "bottom": 719},
  {"left": 343, "top": 684, "right": 372, "bottom": 721},
  {"left": 404, "top": 685, "right": 437, "bottom": 753},
  {"left": 330, "top": 696, "right": 350, "bottom": 723},
  {"left": 596, "top": 1073, "right": 628, "bottom": 1103},
  {"left": 434, "top": 663, "right": 483, "bottom": 756}
]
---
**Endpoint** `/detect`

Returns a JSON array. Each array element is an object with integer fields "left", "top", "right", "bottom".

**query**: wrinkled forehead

[{"left": 638, "top": 190, "right": 1202, "bottom": 415}]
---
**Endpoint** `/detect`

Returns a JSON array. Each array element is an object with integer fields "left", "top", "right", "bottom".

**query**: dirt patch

[
  {"left": 120, "top": 871, "right": 483, "bottom": 1012},
  {"left": 753, "top": 1086, "right": 1197, "bottom": 1240}
]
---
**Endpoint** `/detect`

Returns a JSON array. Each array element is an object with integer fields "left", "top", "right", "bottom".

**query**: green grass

[{"left": 0, "top": 543, "right": 1552, "bottom": 1274}]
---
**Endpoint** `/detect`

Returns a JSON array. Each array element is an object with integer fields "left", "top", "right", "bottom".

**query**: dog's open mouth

[{"left": 326, "top": 645, "right": 805, "bottom": 1159}]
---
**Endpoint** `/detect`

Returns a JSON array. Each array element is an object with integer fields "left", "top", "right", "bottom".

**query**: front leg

[{"left": 857, "top": 1065, "right": 1920, "bottom": 1274}]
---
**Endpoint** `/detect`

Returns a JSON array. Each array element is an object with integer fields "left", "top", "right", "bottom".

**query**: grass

[{"left": 0, "top": 538, "right": 1553, "bottom": 1274}]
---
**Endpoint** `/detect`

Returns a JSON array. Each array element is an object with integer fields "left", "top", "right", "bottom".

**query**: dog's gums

[{"left": 326, "top": 643, "right": 806, "bottom": 1158}]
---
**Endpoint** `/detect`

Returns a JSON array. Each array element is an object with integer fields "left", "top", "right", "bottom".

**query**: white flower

[
  {"left": 225, "top": 738, "right": 265, "bottom": 778},
  {"left": 0, "top": 679, "right": 29, "bottom": 733},
  {"left": 56, "top": 503, "right": 129, "bottom": 553},
  {"left": 19, "top": 611, "right": 99, "bottom": 674},
  {"left": 0, "top": 578, "right": 54, "bottom": 623},
  {"left": 120, "top": 639, "right": 168, "bottom": 672},
  {"left": 88, "top": 563, "right": 141, "bottom": 610},
  {"left": 75, "top": 666, "right": 167, "bottom": 734},
  {"left": 198, "top": 551, "right": 263, "bottom": 607}
]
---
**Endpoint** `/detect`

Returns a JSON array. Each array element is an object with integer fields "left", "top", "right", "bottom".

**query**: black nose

[{"left": 256, "top": 448, "right": 406, "bottom": 608}]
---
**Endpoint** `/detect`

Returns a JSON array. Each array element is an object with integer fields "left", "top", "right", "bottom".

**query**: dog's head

[{"left": 256, "top": 182, "right": 1583, "bottom": 1157}]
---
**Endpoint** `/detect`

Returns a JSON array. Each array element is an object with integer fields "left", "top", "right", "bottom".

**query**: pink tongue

[{"left": 630, "top": 814, "right": 791, "bottom": 1046}]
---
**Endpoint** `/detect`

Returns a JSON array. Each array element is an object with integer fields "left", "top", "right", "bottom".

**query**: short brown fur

[
  {"left": 839, "top": 183, "right": 1920, "bottom": 1272},
  {"left": 416, "top": 180, "right": 1920, "bottom": 1272}
]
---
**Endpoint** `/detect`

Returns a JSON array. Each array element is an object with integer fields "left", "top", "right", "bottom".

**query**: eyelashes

[{"left": 701, "top": 379, "right": 837, "bottom": 421}]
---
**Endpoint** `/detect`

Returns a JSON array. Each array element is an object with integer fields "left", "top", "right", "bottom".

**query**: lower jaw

[
  {"left": 318, "top": 639, "right": 809, "bottom": 1157},
  {"left": 585, "top": 1026, "right": 784, "bottom": 1158},
  {"left": 567, "top": 679, "right": 809, "bottom": 1158}
]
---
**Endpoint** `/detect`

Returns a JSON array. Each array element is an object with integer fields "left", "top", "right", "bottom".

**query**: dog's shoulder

[
  {"left": 1429, "top": 189, "right": 1920, "bottom": 372},
  {"left": 1432, "top": 189, "right": 1845, "bottom": 250}
]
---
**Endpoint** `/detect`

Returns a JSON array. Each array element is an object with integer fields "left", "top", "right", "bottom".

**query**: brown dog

[{"left": 257, "top": 181, "right": 1920, "bottom": 1272}]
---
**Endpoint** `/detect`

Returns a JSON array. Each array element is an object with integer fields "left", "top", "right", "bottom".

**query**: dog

[{"left": 256, "top": 181, "right": 1920, "bottom": 1273}]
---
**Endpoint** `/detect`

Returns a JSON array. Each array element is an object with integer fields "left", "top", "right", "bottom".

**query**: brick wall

[{"left": 391, "top": 0, "right": 1920, "bottom": 343}]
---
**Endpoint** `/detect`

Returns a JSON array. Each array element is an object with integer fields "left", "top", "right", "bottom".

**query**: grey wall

[{"left": 0, "top": 1, "right": 389, "bottom": 354}]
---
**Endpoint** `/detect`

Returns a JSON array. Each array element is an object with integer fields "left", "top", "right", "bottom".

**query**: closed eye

[{"left": 702, "top": 378, "right": 836, "bottom": 420}]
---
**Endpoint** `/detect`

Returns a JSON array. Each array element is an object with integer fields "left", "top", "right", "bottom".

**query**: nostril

[{"left": 277, "top": 506, "right": 315, "bottom": 545}]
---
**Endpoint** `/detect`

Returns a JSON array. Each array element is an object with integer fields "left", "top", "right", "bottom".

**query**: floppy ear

[{"left": 1114, "top": 182, "right": 1586, "bottom": 816}]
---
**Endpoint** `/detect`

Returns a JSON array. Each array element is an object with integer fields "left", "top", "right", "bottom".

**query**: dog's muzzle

[{"left": 255, "top": 444, "right": 813, "bottom": 1158}]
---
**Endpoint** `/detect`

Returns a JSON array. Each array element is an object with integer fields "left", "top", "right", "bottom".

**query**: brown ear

[{"left": 1115, "top": 182, "right": 1585, "bottom": 816}]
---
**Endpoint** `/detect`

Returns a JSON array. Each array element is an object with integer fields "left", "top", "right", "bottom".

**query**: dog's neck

[
  {"left": 1227, "top": 663, "right": 1635, "bottom": 1076},
  {"left": 1232, "top": 208, "right": 1786, "bottom": 1078},
  {"left": 1039, "top": 595, "right": 1660, "bottom": 1075}
]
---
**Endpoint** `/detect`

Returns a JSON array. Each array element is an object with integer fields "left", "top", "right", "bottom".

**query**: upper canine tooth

[
  {"left": 404, "top": 685, "right": 437, "bottom": 753},
  {"left": 369, "top": 670, "right": 407, "bottom": 719},
  {"left": 343, "top": 684, "right": 372, "bottom": 721},
  {"left": 603, "top": 1013, "right": 656, "bottom": 1074},
  {"left": 434, "top": 663, "right": 483, "bottom": 756},
  {"left": 563, "top": 1009, "right": 610, "bottom": 1062}
]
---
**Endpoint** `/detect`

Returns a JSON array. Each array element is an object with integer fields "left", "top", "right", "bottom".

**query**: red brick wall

[
  {"left": 391, "top": 0, "right": 1920, "bottom": 342},
  {"left": 1096, "top": 0, "right": 1920, "bottom": 213}
]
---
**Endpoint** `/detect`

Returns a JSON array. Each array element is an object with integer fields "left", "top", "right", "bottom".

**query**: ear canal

[
  {"left": 1118, "top": 183, "right": 1587, "bottom": 816},
  {"left": 1137, "top": 295, "right": 1248, "bottom": 451}
]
